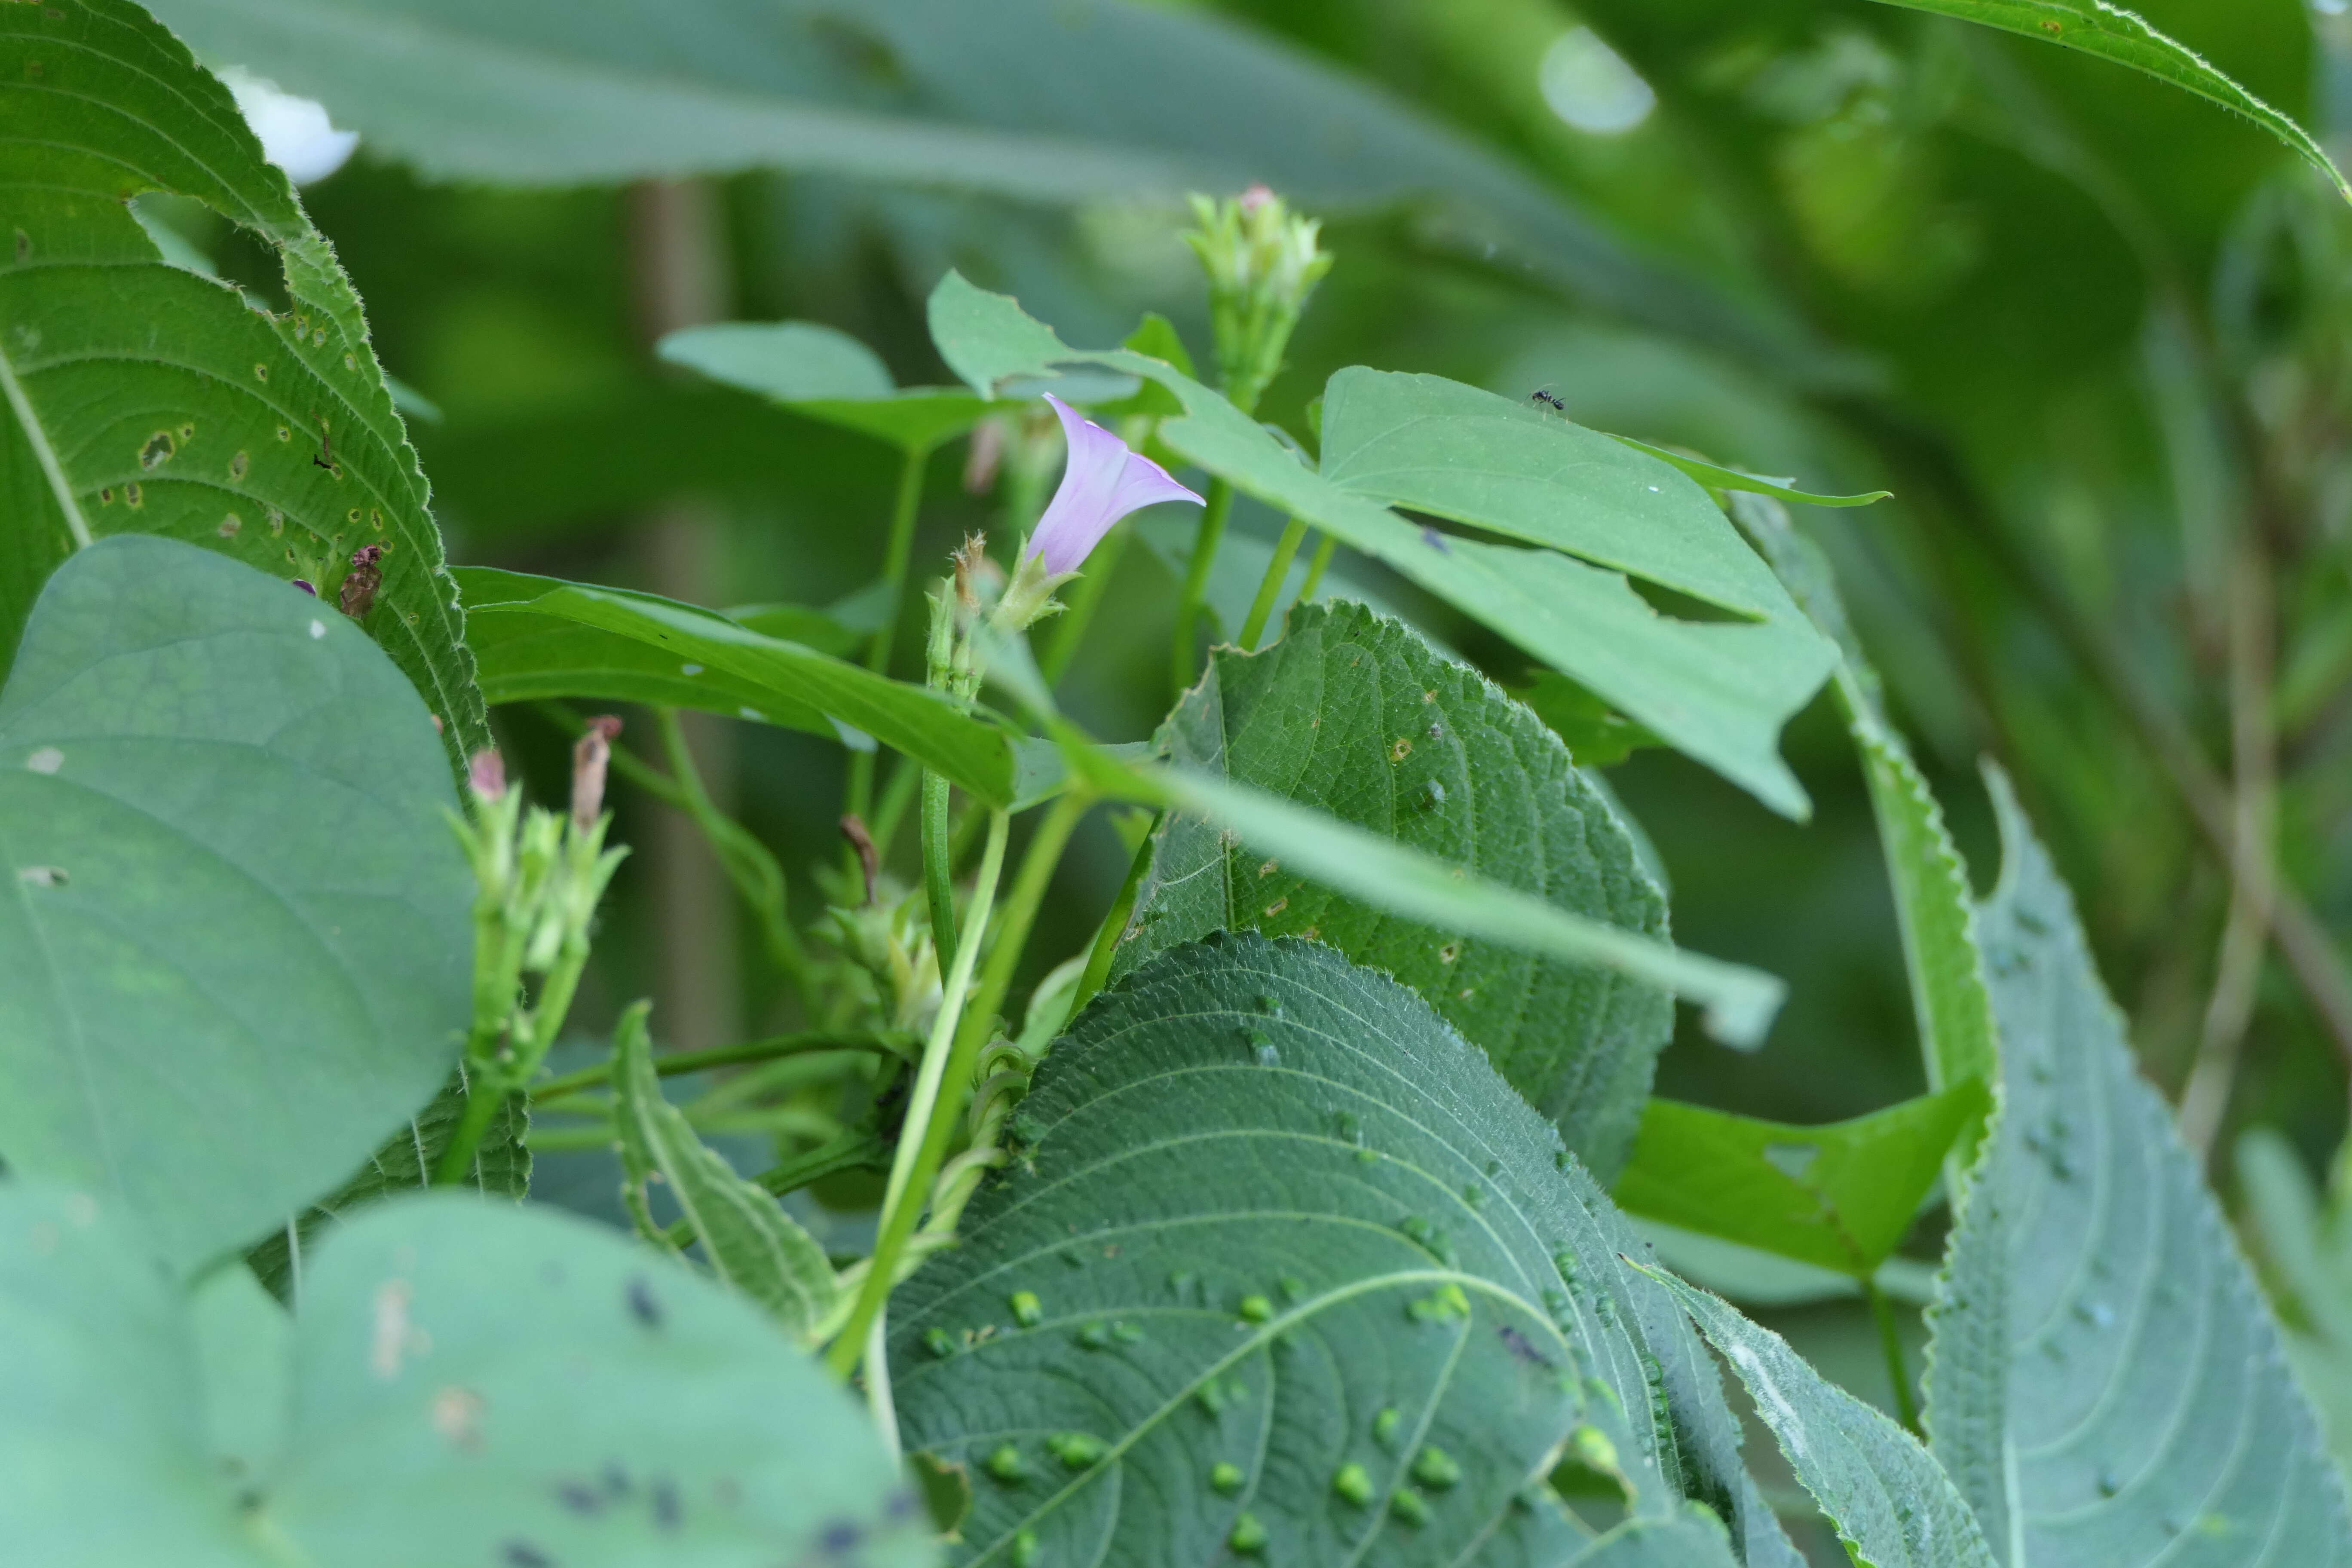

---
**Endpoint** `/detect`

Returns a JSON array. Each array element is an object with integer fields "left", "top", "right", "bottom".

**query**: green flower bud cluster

[{"left": 1183, "top": 185, "right": 1334, "bottom": 415}]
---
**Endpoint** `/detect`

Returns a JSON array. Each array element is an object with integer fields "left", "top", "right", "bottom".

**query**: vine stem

[
  {"left": 953, "top": 789, "right": 1092, "bottom": 1070},
  {"left": 827, "top": 809, "right": 1011, "bottom": 1378},
  {"left": 847, "top": 446, "right": 931, "bottom": 826},
  {"left": 921, "top": 769, "right": 959, "bottom": 958},
  {"left": 1296, "top": 531, "right": 1338, "bottom": 605},
  {"left": 529, "top": 1028, "right": 910, "bottom": 1101},
  {"left": 1867, "top": 1277, "right": 1920, "bottom": 1435},
  {"left": 1237, "top": 517, "right": 1307, "bottom": 651},
  {"left": 1170, "top": 478, "right": 1234, "bottom": 696}
]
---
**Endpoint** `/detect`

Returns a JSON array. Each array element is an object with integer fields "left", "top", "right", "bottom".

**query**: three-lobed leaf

[
  {"left": 1920, "top": 771, "right": 2352, "bottom": 1564},
  {"left": 0, "top": 0, "right": 486, "bottom": 761},
  {"left": 0, "top": 1183, "right": 934, "bottom": 1565},
  {"left": 930, "top": 272, "right": 1840, "bottom": 818},
  {"left": 890, "top": 933, "right": 1795, "bottom": 1566},
  {"left": 0, "top": 537, "right": 469, "bottom": 1275},
  {"left": 1112, "top": 600, "right": 1675, "bottom": 1179}
]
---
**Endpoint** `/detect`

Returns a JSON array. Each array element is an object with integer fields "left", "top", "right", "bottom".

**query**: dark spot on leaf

[
  {"left": 819, "top": 1519, "right": 863, "bottom": 1552},
  {"left": 138, "top": 431, "right": 174, "bottom": 469},
  {"left": 501, "top": 1541, "right": 552, "bottom": 1568},
  {"left": 626, "top": 1275, "right": 663, "bottom": 1329},
  {"left": 1420, "top": 524, "right": 1450, "bottom": 553},
  {"left": 554, "top": 1480, "right": 603, "bottom": 1515},
  {"left": 652, "top": 1476, "right": 680, "bottom": 1531}
]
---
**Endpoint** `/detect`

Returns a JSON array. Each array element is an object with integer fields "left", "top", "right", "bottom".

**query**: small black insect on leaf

[
  {"left": 339, "top": 544, "right": 383, "bottom": 620},
  {"left": 1531, "top": 387, "right": 1567, "bottom": 413}
]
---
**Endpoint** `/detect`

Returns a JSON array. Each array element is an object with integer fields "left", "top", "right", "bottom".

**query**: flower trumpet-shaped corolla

[{"left": 1017, "top": 392, "right": 1202, "bottom": 586}]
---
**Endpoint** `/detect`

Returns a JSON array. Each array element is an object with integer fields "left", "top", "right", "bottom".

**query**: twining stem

[
  {"left": 847, "top": 446, "right": 932, "bottom": 825},
  {"left": 530, "top": 1029, "right": 909, "bottom": 1102},
  {"left": 827, "top": 809, "right": 1011, "bottom": 1379},
  {"left": 1238, "top": 516, "right": 1308, "bottom": 650},
  {"left": 921, "top": 769, "right": 959, "bottom": 957},
  {"left": 1170, "top": 478, "right": 1234, "bottom": 696},
  {"left": 953, "top": 789, "right": 1092, "bottom": 1066},
  {"left": 1296, "top": 531, "right": 1337, "bottom": 605},
  {"left": 869, "top": 753, "right": 923, "bottom": 865},
  {"left": 1867, "top": 1278, "right": 1921, "bottom": 1435},
  {"left": 1040, "top": 524, "right": 1131, "bottom": 686},
  {"left": 1070, "top": 815, "right": 1159, "bottom": 1017}
]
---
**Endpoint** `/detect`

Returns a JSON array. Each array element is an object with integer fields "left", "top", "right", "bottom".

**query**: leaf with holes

[
  {"left": 0, "top": 536, "right": 469, "bottom": 1277},
  {"left": 928, "top": 273, "right": 1838, "bottom": 817},
  {"left": 244, "top": 1063, "right": 528, "bottom": 1304},
  {"left": 889, "top": 933, "right": 1798, "bottom": 1567},
  {"left": 1918, "top": 771, "right": 2352, "bottom": 1564},
  {"left": 1110, "top": 600, "right": 1675, "bottom": 1180},
  {"left": 0, "top": 0, "right": 485, "bottom": 763},
  {"left": 0, "top": 1182, "right": 934, "bottom": 1565},
  {"left": 614, "top": 1002, "right": 837, "bottom": 1341},
  {"left": 1614, "top": 1086, "right": 1987, "bottom": 1278}
]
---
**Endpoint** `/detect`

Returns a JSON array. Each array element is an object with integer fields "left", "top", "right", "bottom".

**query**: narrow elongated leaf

[
  {"left": 1653, "top": 1270, "right": 2000, "bottom": 1568},
  {"left": 1866, "top": 0, "right": 2352, "bottom": 207},
  {"left": 0, "top": 1183, "right": 934, "bottom": 1565},
  {"left": 457, "top": 567, "right": 1053, "bottom": 807},
  {"left": 1112, "top": 601, "right": 1674, "bottom": 1179},
  {"left": 892, "top": 934, "right": 1792, "bottom": 1565},
  {"left": 1920, "top": 771, "right": 2352, "bottom": 1564},
  {"left": 1604, "top": 435, "right": 1890, "bottom": 509},
  {"left": 614, "top": 1002, "right": 837, "bottom": 1341},
  {"left": 931, "top": 274, "right": 1837, "bottom": 817},
  {"left": 660, "top": 322, "right": 996, "bottom": 453},
  {"left": 244, "top": 1063, "right": 528, "bottom": 1305},
  {"left": 0, "top": 0, "right": 485, "bottom": 761},
  {"left": 1613, "top": 1085, "right": 1987, "bottom": 1277},
  {"left": 139, "top": 0, "right": 1824, "bottom": 371},
  {"left": 0, "top": 537, "right": 468, "bottom": 1275}
]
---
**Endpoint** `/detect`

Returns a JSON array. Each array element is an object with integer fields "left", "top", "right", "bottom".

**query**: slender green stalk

[
  {"left": 1170, "top": 478, "right": 1234, "bottom": 696},
  {"left": 1069, "top": 816, "right": 1158, "bottom": 1017},
  {"left": 1867, "top": 1278, "right": 1920, "bottom": 1434},
  {"left": 861, "top": 1311, "right": 899, "bottom": 1454},
  {"left": 654, "top": 708, "right": 817, "bottom": 1011},
  {"left": 1296, "top": 531, "right": 1337, "bottom": 605},
  {"left": 953, "top": 790, "right": 1091, "bottom": 1066},
  {"left": 869, "top": 753, "right": 923, "bottom": 866},
  {"left": 847, "top": 447, "right": 931, "bottom": 824},
  {"left": 1238, "top": 516, "right": 1308, "bottom": 650},
  {"left": 921, "top": 769, "right": 958, "bottom": 957},
  {"left": 530, "top": 1029, "right": 907, "bottom": 1101},
  {"left": 435, "top": 1078, "right": 513, "bottom": 1184},
  {"left": 828, "top": 809, "right": 1011, "bottom": 1378},
  {"left": 1039, "top": 524, "right": 1131, "bottom": 686}
]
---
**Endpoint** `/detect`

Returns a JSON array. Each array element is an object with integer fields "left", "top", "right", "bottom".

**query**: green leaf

[
  {"left": 1919, "top": 769, "right": 2352, "bottom": 1562},
  {"left": 0, "top": 536, "right": 469, "bottom": 1275},
  {"left": 2237, "top": 1129, "right": 2352, "bottom": 1479},
  {"left": 1865, "top": 0, "right": 2352, "bottom": 207},
  {"left": 930, "top": 273, "right": 1837, "bottom": 818},
  {"left": 1649, "top": 1268, "right": 2000, "bottom": 1568},
  {"left": 190, "top": 1262, "right": 291, "bottom": 1485},
  {"left": 1613, "top": 1085, "right": 1988, "bottom": 1278},
  {"left": 138, "top": 0, "right": 1824, "bottom": 371},
  {"left": 244, "top": 1063, "right": 528, "bottom": 1305},
  {"left": 0, "top": 0, "right": 486, "bottom": 763},
  {"left": 613, "top": 1002, "right": 838, "bottom": 1341},
  {"left": 1503, "top": 672, "right": 1658, "bottom": 769},
  {"left": 1731, "top": 494, "right": 2000, "bottom": 1108},
  {"left": 659, "top": 322, "right": 997, "bottom": 454},
  {"left": 456, "top": 567, "right": 1056, "bottom": 807},
  {"left": 890, "top": 933, "right": 1796, "bottom": 1567},
  {"left": 0, "top": 1182, "right": 935, "bottom": 1564},
  {"left": 1569, "top": 1507, "right": 1743, "bottom": 1567},
  {"left": 1110, "top": 600, "right": 1675, "bottom": 1179},
  {"left": 1603, "top": 434, "right": 1891, "bottom": 510}
]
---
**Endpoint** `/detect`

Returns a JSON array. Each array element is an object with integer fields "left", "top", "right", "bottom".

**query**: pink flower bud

[
  {"left": 468, "top": 747, "right": 507, "bottom": 802},
  {"left": 571, "top": 715, "right": 622, "bottom": 830}
]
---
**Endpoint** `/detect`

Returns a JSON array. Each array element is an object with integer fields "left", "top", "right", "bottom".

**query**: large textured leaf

[
  {"left": 457, "top": 567, "right": 1056, "bottom": 807},
  {"left": 1111, "top": 601, "right": 1674, "bottom": 1180},
  {"left": 1654, "top": 1271, "right": 2000, "bottom": 1568},
  {"left": 1865, "top": 0, "right": 2352, "bottom": 206},
  {"left": 0, "top": 0, "right": 484, "bottom": 760},
  {"left": 614, "top": 1002, "right": 837, "bottom": 1341},
  {"left": 1919, "top": 771, "right": 2352, "bottom": 1564},
  {"left": 0, "top": 537, "right": 469, "bottom": 1275},
  {"left": 659, "top": 322, "right": 997, "bottom": 454},
  {"left": 0, "top": 1183, "right": 934, "bottom": 1565},
  {"left": 2236, "top": 1128, "right": 2352, "bottom": 1477},
  {"left": 931, "top": 274, "right": 1838, "bottom": 818},
  {"left": 138, "top": 0, "right": 1820, "bottom": 370},
  {"left": 245, "top": 1063, "right": 528, "bottom": 1305},
  {"left": 1614, "top": 1084, "right": 1987, "bottom": 1277},
  {"left": 890, "top": 933, "right": 1796, "bottom": 1567}
]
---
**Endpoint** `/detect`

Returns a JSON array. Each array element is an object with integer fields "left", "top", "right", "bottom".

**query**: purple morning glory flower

[{"left": 1025, "top": 393, "right": 1203, "bottom": 575}]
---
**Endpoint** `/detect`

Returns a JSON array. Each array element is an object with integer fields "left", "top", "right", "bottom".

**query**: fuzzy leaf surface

[
  {"left": 0, "top": 538, "right": 468, "bottom": 1275},
  {"left": 0, "top": 0, "right": 485, "bottom": 762},
  {"left": 890, "top": 933, "right": 1793, "bottom": 1567},
  {"left": 1112, "top": 601, "right": 1673, "bottom": 1179},
  {"left": 1919, "top": 772, "right": 2352, "bottom": 1564}
]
